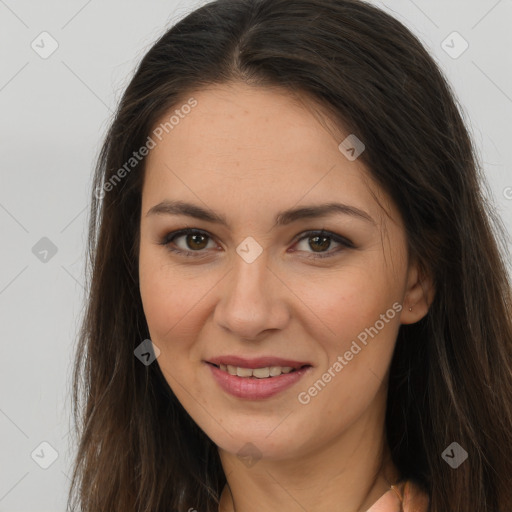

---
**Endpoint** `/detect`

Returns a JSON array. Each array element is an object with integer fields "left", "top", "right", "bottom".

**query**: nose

[{"left": 213, "top": 249, "right": 290, "bottom": 341}]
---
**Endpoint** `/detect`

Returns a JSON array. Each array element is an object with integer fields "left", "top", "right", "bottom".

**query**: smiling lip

[
  {"left": 205, "top": 355, "right": 312, "bottom": 400},
  {"left": 206, "top": 355, "right": 310, "bottom": 369}
]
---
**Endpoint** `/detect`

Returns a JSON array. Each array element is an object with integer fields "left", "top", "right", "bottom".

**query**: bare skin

[{"left": 138, "top": 82, "right": 433, "bottom": 512}]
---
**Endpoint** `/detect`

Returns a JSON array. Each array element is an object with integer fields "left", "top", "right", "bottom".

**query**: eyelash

[{"left": 159, "top": 228, "right": 354, "bottom": 260}]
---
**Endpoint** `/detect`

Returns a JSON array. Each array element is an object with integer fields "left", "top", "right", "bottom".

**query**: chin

[{"left": 207, "top": 419, "right": 313, "bottom": 463}]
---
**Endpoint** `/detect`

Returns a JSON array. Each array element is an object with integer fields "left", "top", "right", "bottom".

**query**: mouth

[
  {"left": 206, "top": 362, "right": 311, "bottom": 379},
  {"left": 205, "top": 356, "right": 313, "bottom": 399}
]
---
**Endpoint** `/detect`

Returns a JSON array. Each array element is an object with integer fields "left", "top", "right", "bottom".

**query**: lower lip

[{"left": 207, "top": 363, "right": 311, "bottom": 400}]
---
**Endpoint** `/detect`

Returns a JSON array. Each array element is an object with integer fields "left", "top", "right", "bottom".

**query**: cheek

[
  {"left": 139, "top": 246, "right": 201, "bottom": 339},
  {"left": 138, "top": 248, "right": 218, "bottom": 392},
  {"left": 296, "top": 262, "right": 402, "bottom": 339},
  {"left": 139, "top": 255, "right": 191, "bottom": 372},
  {"left": 295, "top": 263, "right": 403, "bottom": 397},
  {"left": 138, "top": 253, "right": 203, "bottom": 396},
  {"left": 139, "top": 259, "right": 174, "bottom": 339}
]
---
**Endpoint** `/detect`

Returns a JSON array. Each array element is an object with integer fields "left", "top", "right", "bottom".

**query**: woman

[{"left": 67, "top": 1, "right": 512, "bottom": 511}]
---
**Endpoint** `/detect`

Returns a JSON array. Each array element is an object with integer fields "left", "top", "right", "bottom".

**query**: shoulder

[
  {"left": 366, "top": 480, "right": 429, "bottom": 512},
  {"left": 398, "top": 480, "right": 430, "bottom": 512}
]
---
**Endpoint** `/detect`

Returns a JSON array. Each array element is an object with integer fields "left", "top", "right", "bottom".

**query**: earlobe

[{"left": 400, "top": 262, "right": 435, "bottom": 325}]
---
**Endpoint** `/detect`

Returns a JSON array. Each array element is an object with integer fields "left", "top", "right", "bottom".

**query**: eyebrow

[{"left": 146, "top": 199, "right": 375, "bottom": 227}]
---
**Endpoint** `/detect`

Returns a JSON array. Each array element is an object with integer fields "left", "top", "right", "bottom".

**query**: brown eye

[
  {"left": 160, "top": 229, "right": 215, "bottom": 257},
  {"left": 307, "top": 234, "right": 332, "bottom": 252},
  {"left": 293, "top": 230, "right": 353, "bottom": 259},
  {"left": 182, "top": 232, "right": 209, "bottom": 250},
  {"left": 160, "top": 228, "right": 354, "bottom": 260}
]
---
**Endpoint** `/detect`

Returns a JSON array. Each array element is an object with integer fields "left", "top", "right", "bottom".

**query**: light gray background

[{"left": 0, "top": 1, "right": 511, "bottom": 510}]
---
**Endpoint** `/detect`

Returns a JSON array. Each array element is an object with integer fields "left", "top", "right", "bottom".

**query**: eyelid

[
  {"left": 160, "top": 228, "right": 216, "bottom": 258},
  {"left": 159, "top": 227, "right": 354, "bottom": 259}
]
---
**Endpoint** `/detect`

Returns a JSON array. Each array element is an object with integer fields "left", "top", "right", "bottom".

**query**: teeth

[
  {"left": 252, "top": 367, "right": 270, "bottom": 378},
  {"left": 236, "top": 367, "right": 253, "bottom": 377},
  {"left": 269, "top": 366, "right": 282, "bottom": 377},
  {"left": 218, "top": 364, "right": 296, "bottom": 378}
]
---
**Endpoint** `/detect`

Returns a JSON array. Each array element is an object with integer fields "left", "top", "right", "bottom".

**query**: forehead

[
  {"left": 148, "top": 82, "right": 347, "bottom": 172},
  {"left": 141, "top": 82, "right": 393, "bottom": 227}
]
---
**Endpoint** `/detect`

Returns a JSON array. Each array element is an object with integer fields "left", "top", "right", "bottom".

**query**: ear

[{"left": 400, "top": 259, "right": 435, "bottom": 325}]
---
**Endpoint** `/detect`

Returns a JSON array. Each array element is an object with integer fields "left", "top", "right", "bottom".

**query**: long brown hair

[{"left": 67, "top": 0, "right": 512, "bottom": 510}]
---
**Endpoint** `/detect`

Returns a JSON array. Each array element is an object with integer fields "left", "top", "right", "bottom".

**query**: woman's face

[{"left": 139, "top": 82, "right": 424, "bottom": 462}]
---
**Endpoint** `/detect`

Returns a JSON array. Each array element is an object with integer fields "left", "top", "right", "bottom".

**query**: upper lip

[{"left": 206, "top": 355, "right": 311, "bottom": 369}]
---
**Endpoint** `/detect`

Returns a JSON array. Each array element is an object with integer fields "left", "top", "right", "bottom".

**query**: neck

[{"left": 217, "top": 387, "right": 400, "bottom": 512}]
